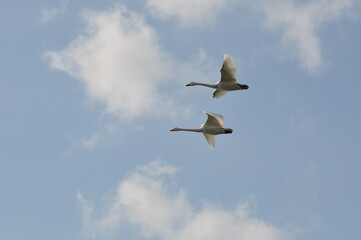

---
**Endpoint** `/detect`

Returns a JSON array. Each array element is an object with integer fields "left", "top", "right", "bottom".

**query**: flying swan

[
  {"left": 170, "top": 111, "right": 233, "bottom": 149},
  {"left": 186, "top": 54, "right": 249, "bottom": 98}
]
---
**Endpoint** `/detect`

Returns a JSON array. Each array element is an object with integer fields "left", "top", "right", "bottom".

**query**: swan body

[
  {"left": 170, "top": 111, "right": 233, "bottom": 149},
  {"left": 186, "top": 54, "right": 249, "bottom": 98}
]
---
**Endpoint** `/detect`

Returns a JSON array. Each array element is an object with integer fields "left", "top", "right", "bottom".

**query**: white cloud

[
  {"left": 144, "top": 0, "right": 357, "bottom": 71},
  {"left": 45, "top": 6, "right": 210, "bottom": 123},
  {"left": 45, "top": 6, "right": 181, "bottom": 121},
  {"left": 145, "top": 0, "right": 236, "bottom": 27},
  {"left": 40, "top": 0, "right": 68, "bottom": 23},
  {"left": 252, "top": 0, "right": 355, "bottom": 72},
  {"left": 78, "top": 160, "right": 291, "bottom": 240}
]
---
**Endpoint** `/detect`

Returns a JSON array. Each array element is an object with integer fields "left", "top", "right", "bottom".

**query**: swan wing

[
  {"left": 220, "top": 54, "right": 237, "bottom": 83},
  {"left": 203, "top": 133, "right": 215, "bottom": 149},
  {"left": 212, "top": 89, "right": 228, "bottom": 98},
  {"left": 204, "top": 111, "right": 224, "bottom": 128}
]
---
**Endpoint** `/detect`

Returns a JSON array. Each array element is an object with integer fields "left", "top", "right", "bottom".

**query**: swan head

[
  {"left": 170, "top": 127, "right": 181, "bottom": 131},
  {"left": 224, "top": 128, "right": 233, "bottom": 134},
  {"left": 186, "top": 82, "right": 196, "bottom": 86},
  {"left": 237, "top": 83, "right": 249, "bottom": 90}
]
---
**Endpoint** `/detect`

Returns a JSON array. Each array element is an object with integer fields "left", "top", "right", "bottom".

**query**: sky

[{"left": 1, "top": 0, "right": 361, "bottom": 239}]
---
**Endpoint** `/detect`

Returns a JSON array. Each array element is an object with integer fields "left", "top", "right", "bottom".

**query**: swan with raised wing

[
  {"left": 170, "top": 111, "right": 233, "bottom": 149},
  {"left": 186, "top": 54, "right": 249, "bottom": 98}
]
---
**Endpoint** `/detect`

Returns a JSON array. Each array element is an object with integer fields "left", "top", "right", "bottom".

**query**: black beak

[
  {"left": 240, "top": 84, "right": 249, "bottom": 90},
  {"left": 224, "top": 129, "right": 233, "bottom": 134}
]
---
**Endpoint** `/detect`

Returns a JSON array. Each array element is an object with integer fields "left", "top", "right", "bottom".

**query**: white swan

[
  {"left": 170, "top": 111, "right": 233, "bottom": 149},
  {"left": 186, "top": 54, "right": 249, "bottom": 98}
]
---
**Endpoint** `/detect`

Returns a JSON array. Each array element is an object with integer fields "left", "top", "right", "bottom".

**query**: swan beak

[
  {"left": 241, "top": 84, "right": 249, "bottom": 90},
  {"left": 170, "top": 128, "right": 175, "bottom": 131},
  {"left": 224, "top": 129, "right": 233, "bottom": 134},
  {"left": 186, "top": 83, "right": 191, "bottom": 86}
]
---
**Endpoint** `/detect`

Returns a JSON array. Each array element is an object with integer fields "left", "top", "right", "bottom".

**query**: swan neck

[
  {"left": 192, "top": 82, "right": 217, "bottom": 88},
  {"left": 176, "top": 128, "right": 202, "bottom": 132}
]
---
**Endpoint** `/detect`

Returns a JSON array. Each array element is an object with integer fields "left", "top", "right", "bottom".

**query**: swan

[
  {"left": 170, "top": 111, "right": 233, "bottom": 149},
  {"left": 186, "top": 54, "right": 249, "bottom": 98}
]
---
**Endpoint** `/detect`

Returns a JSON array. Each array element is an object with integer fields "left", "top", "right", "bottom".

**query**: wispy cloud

[
  {"left": 251, "top": 0, "right": 355, "bottom": 72},
  {"left": 145, "top": 0, "right": 236, "bottom": 27},
  {"left": 45, "top": 6, "right": 209, "bottom": 123},
  {"left": 67, "top": 123, "right": 125, "bottom": 150},
  {"left": 77, "top": 159, "right": 291, "bottom": 240},
  {"left": 289, "top": 110, "right": 321, "bottom": 135},
  {"left": 40, "top": 0, "right": 68, "bottom": 23},
  {"left": 144, "top": 0, "right": 357, "bottom": 71}
]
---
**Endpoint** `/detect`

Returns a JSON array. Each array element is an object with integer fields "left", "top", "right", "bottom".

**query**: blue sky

[{"left": 1, "top": 0, "right": 361, "bottom": 239}]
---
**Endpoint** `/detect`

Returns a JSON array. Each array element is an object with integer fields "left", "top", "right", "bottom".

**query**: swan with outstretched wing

[
  {"left": 170, "top": 111, "right": 232, "bottom": 149},
  {"left": 186, "top": 54, "right": 249, "bottom": 98}
]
